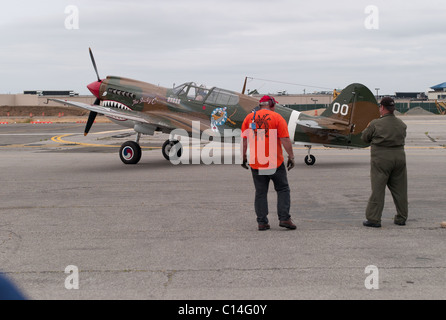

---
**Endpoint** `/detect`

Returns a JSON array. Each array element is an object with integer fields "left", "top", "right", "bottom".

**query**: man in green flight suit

[{"left": 361, "top": 97, "right": 408, "bottom": 228}]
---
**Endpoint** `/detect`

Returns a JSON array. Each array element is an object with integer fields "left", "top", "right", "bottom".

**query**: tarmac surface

[{"left": 0, "top": 114, "right": 445, "bottom": 300}]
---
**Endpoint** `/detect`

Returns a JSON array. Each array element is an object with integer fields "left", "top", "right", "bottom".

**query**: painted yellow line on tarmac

[
  {"left": 50, "top": 134, "right": 161, "bottom": 149},
  {"left": 51, "top": 134, "right": 116, "bottom": 147}
]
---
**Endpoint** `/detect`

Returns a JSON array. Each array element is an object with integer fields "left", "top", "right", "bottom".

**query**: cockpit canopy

[{"left": 172, "top": 82, "right": 239, "bottom": 106}]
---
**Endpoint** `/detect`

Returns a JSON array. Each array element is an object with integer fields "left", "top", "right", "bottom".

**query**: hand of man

[
  {"left": 287, "top": 158, "right": 295, "bottom": 171},
  {"left": 241, "top": 158, "right": 250, "bottom": 170}
]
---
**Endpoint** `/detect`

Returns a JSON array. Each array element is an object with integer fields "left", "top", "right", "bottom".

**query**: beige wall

[
  {"left": 0, "top": 94, "right": 38, "bottom": 106},
  {"left": 0, "top": 94, "right": 96, "bottom": 107},
  {"left": 37, "top": 95, "right": 96, "bottom": 106}
]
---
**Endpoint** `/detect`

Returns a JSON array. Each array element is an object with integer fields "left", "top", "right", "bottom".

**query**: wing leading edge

[{"left": 50, "top": 99, "right": 152, "bottom": 124}]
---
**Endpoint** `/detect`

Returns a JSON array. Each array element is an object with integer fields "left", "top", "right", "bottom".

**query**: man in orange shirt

[{"left": 241, "top": 95, "right": 296, "bottom": 231}]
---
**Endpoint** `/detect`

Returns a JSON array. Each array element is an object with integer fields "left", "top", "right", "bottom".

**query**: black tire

[
  {"left": 304, "top": 155, "right": 316, "bottom": 166},
  {"left": 162, "top": 140, "right": 183, "bottom": 161},
  {"left": 119, "top": 141, "right": 142, "bottom": 164}
]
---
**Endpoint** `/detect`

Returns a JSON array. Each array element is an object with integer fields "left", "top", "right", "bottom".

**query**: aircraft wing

[
  {"left": 50, "top": 99, "right": 154, "bottom": 124},
  {"left": 49, "top": 99, "right": 214, "bottom": 135}
]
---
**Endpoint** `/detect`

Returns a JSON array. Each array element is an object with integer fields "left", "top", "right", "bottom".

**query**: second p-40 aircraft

[{"left": 52, "top": 49, "right": 380, "bottom": 166}]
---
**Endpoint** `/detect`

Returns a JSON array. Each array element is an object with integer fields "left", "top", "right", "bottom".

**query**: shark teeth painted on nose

[{"left": 101, "top": 100, "right": 132, "bottom": 111}]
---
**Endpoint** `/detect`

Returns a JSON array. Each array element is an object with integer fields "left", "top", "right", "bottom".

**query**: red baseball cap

[{"left": 259, "top": 95, "right": 278, "bottom": 105}]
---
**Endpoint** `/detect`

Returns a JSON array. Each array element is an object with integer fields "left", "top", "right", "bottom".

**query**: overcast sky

[{"left": 1, "top": 0, "right": 446, "bottom": 96}]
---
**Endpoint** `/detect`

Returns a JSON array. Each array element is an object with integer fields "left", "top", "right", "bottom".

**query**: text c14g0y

[{"left": 178, "top": 304, "right": 267, "bottom": 317}]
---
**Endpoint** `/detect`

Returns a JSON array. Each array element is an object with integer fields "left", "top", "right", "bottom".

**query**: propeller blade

[
  {"left": 89, "top": 47, "right": 100, "bottom": 82},
  {"left": 84, "top": 112, "right": 98, "bottom": 136},
  {"left": 84, "top": 98, "right": 100, "bottom": 136}
]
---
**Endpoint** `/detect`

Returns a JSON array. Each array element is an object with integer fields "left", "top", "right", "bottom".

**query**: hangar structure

[{"left": 428, "top": 82, "right": 446, "bottom": 100}]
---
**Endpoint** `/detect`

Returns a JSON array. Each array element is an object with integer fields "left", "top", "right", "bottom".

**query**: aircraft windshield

[
  {"left": 172, "top": 82, "right": 209, "bottom": 101},
  {"left": 172, "top": 84, "right": 188, "bottom": 96},
  {"left": 172, "top": 83, "right": 239, "bottom": 105}
]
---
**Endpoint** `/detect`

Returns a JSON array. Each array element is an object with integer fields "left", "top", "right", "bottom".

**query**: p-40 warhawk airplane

[{"left": 52, "top": 49, "right": 380, "bottom": 165}]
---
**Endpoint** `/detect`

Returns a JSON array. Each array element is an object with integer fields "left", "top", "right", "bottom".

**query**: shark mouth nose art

[{"left": 101, "top": 100, "right": 132, "bottom": 111}]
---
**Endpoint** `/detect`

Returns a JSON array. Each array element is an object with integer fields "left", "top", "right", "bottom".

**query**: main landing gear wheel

[
  {"left": 304, "top": 155, "right": 316, "bottom": 166},
  {"left": 162, "top": 140, "right": 183, "bottom": 161},
  {"left": 119, "top": 141, "right": 142, "bottom": 165}
]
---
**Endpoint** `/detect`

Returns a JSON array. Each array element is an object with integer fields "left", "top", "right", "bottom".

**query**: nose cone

[{"left": 87, "top": 80, "right": 102, "bottom": 98}]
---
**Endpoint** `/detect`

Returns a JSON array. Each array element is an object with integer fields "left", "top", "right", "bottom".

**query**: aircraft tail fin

[{"left": 321, "top": 83, "right": 379, "bottom": 135}]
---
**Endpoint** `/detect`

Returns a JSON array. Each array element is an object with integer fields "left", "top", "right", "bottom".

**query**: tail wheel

[
  {"left": 162, "top": 140, "right": 183, "bottom": 161},
  {"left": 119, "top": 141, "right": 142, "bottom": 164},
  {"left": 304, "top": 155, "right": 316, "bottom": 166}
]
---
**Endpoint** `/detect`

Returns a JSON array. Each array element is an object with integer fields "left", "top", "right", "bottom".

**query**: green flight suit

[{"left": 361, "top": 114, "right": 408, "bottom": 224}]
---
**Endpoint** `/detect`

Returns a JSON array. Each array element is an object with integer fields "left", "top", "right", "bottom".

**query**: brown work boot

[
  {"left": 279, "top": 220, "right": 296, "bottom": 230},
  {"left": 258, "top": 224, "right": 270, "bottom": 231}
]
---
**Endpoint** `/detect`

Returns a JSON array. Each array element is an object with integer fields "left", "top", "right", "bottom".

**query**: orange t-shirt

[{"left": 241, "top": 109, "right": 290, "bottom": 170}]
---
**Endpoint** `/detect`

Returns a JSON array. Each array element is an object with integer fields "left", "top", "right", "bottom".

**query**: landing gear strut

[{"left": 304, "top": 145, "right": 316, "bottom": 166}]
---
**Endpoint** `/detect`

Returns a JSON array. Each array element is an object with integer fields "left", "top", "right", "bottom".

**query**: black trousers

[{"left": 250, "top": 163, "right": 291, "bottom": 224}]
